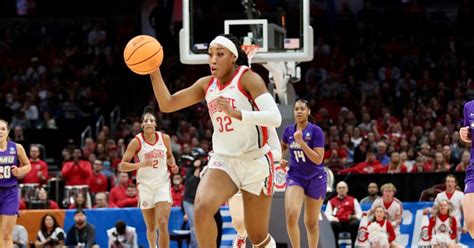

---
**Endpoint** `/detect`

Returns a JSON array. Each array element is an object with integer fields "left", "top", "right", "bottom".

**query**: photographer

[
  {"left": 107, "top": 220, "right": 138, "bottom": 248},
  {"left": 181, "top": 147, "right": 222, "bottom": 248}
]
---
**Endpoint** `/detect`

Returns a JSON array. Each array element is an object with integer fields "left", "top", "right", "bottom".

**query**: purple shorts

[
  {"left": 286, "top": 173, "right": 327, "bottom": 200},
  {"left": 0, "top": 186, "right": 19, "bottom": 215},
  {"left": 465, "top": 166, "right": 474, "bottom": 194}
]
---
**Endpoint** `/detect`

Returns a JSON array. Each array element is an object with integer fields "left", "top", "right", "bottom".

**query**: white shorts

[
  {"left": 204, "top": 152, "right": 274, "bottom": 196},
  {"left": 137, "top": 180, "right": 172, "bottom": 209}
]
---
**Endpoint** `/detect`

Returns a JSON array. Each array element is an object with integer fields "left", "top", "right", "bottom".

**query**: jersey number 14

[{"left": 293, "top": 150, "right": 306, "bottom": 162}]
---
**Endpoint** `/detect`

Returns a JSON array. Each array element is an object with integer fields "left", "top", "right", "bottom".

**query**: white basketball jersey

[
  {"left": 134, "top": 132, "right": 168, "bottom": 187},
  {"left": 372, "top": 198, "right": 403, "bottom": 233},
  {"left": 434, "top": 190, "right": 463, "bottom": 224},
  {"left": 205, "top": 66, "right": 269, "bottom": 157}
]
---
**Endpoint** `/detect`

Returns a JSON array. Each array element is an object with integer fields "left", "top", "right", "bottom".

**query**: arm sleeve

[
  {"left": 450, "top": 217, "right": 458, "bottom": 240},
  {"left": 324, "top": 201, "right": 335, "bottom": 221},
  {"left": 428, "top": 217, "right": 435, "bottom": 240},
  {"left": 240, "top": 93, "right": 282, "bottom": 127},
  {"left": 61, "top": 163, "right": 73, "bottom": 178},
  {"left": 386, "top": 221, "right": 396, "bottom": 243}
]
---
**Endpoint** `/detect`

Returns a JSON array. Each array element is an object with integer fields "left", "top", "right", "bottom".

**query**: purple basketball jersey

[
  {"left": 464, "top": 100, "right": 474, "bottom": 193},
  {"left": 282, "top": 123, "right": 325, "bottom": 180},
  {"left": 0, "top": 141, "right": 19, "bottom": 187}
]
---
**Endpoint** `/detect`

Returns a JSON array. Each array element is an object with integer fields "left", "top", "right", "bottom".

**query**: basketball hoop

[{"left": 241, "top": 44, "right": 259, "bottom": 68}]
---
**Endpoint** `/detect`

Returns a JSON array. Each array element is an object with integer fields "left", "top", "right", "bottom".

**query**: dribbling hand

[
  {"left": 140, "top": 160, "right": 153, "bottom": 168},
  {"left": 11, "top": 166, "right": 19, "bottom": 177},
  {"left": 460, "top": 126, "right": 472, "bottom": 143}
]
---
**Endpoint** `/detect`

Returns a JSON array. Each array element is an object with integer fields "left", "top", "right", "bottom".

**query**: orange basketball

[{"left": 124, "top": 35, "right": 163, "bottom": 75}]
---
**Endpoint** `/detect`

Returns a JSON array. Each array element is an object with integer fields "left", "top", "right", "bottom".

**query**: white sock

[{"left": 252, "top": 234, "right": 276, "bottom": 248}]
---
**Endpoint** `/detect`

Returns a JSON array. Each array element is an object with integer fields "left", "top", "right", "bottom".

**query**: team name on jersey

[
  {"left": 0, "top": 156, "right": 15, "bottom": 164},
  {"left": 289, "top": 141, "right": 302, "bottom": 149},
  {"left": 207, "top": 97, "right": 237, "bottom": 117},
  {"left": 144, "top": 149, "right": 166, "bottom": 160}
]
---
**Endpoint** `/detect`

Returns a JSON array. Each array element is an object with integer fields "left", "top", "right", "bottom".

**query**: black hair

[
  {"left": 445, "top": 174, "right": 457, "bottom": 183},
  {"left": 115, "top": 221, "right": 127, "bottom": 235},
  {"left": 141, "top": 106, "right": 157, "bottom": 121},
  {"left": 295, "top": 99, "right": 310, "bottom": 108},
  {"left": 40, "top": 214, "right": 60, "bottom": 234},
  {"left": 219, "top": 34, "right": 249, "bottom": 67}
]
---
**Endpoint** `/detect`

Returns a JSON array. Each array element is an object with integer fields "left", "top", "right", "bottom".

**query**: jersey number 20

[
  {"left": 216, "top": 116, "right": 234, "bottom": 132},
  {"left": 0, "top": 166, "right": 12, "bottom": 179},
  {"left": 293, "top": 150, "right": 306, "bottom": 163}
]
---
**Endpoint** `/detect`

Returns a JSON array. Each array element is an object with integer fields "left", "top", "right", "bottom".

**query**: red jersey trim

[
  {"left": 141, "top": 132, "right": 159, "bottom": 146},
  {"left": 237, "top": 68, "right": 251, "bottom": 99},
  {"left": 217, "top": 66, "right": 242, "bottom": 91},
  {"left": 205, "top": 76, "right": 215, "bottom": 95}
]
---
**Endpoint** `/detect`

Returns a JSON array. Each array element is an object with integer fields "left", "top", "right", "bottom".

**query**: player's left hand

[
  {"left": 216, "top": 96, "right": 239, "bottom": 118},
  {"left": 169, "top": 163, "right": 179, "bottom": 174},
  {"left": 11, "top": 166, "right": 19, "bottom": 177},
  {"left": 294, "top": 129, "right": 304, "bottom": 145}
]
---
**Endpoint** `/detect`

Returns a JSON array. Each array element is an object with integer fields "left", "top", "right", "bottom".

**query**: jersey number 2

[
  {"left": 152, "top": 160, "right": 159, "bottom": 168},
  {"left": 0, "top": 166, "right": 12, "bottom": 179},
  {"left": 216, "top": 116, "right": 234, "bottom": 132}
]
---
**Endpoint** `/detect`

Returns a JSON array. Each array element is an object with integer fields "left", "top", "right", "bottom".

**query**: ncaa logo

[
  {"left": 357, "top": 227, "right": 367, "bottom": 242},
  {"left": 274, "top": 166, "right": 287, "bottom": 192}
]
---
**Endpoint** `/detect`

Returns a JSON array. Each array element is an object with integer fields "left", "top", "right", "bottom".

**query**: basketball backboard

[{"left": 179, "top": 0, "right": 313, "bottom": 64}]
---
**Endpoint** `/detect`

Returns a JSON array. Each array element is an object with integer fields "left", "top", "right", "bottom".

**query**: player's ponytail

[{"left": 222, "top": 34, "right": 249, "bottom": 67}]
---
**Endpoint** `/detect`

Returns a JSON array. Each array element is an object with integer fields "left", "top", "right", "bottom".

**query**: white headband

[{"left": 209, "top": 36, "right": 239, "bottom": 59}]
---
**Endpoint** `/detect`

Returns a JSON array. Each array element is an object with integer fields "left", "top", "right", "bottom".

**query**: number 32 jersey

[
  {"left": 0, "top": 141, "right": 19, "bottom": 187},
  {"left": 282, "top": 123, "right": 325, "bottom": 180},
  {"left": 134, "top": 132, "right": 168, "bottom": 188},
  {"left": 205, "top": 66, "right": 269, "bottom": 157}
]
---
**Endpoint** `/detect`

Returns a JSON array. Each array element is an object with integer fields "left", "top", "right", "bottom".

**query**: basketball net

[{"left": 241, "top": 44, "right": 259, "bottom": 68}]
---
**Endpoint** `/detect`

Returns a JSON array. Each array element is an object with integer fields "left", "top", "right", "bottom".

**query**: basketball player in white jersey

[
  {"left": 149, "top": 34, "right": 282, "bottom": 248},
  {"left": 229, "top": 127, "right": 282, "bottom": 248},
  {"left": 119, "top": 107, "right": 178, "bottom": 248},
  {"left": 369, "top": 183, "right": 403, "bottom": 238}
]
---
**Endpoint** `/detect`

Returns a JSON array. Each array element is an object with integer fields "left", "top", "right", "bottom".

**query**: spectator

[
  {"left": 31, "top": 188, "right": 59, "bottom": 209},
  {"left": 88, "top": 159, "right": 108, "bottom": 194},
  {"left": 432, "top": 152, "right": 451, "bottom": 172},
  {"left": 107, "top": 220, "right": 138, "bottom": 248},
  {"left": 324, "top": 140, "right": 348, "bottom": 168},
  {"left": 411, "top": 156, "right": 432, "bottom": 173},
  {"left": 12, "top": 224, "right": 28, "bottom": 248},
  {"left": 34, "top": 214, "right": 66, "bottom": 247},
  {"left": 339, "top": 148, "right": 382, "bottom": 174},
  {"left": 376, "top": 141, "right": 391, "bottom": 166},
  {"left": 109, "top": 172, "right": 130, "bottom": 207},
  {"left": 116, "top": 184, "right": 138, "bottom": 208},
  {"left": 431, "top": 175, "right": 464, "bottom": 233},
  {"left": 68, "top": 192, "right": 90, "bottom": 209},
  {"left": 366, "top": 205, "right": 401, "bottom": 248},
  {"left": 82, "top": 138, "right": 96, "bottom": 159},
  {"left": 442, "top": 145, "right": 458, "bottom": 167},
  {"left": 11, "top": 126, "right": 30, "bottom": 149},
  {"left": 370, "top": 183, "right": 403, "bottom": 236},
  {"left": 65, "top": 210, "right": 98, "bottom": 248},
  {"left": 428, "top": 200, "right": 459, "bottom": 248},
  {"left": 61, "top": 148, "right": 93, "bottom": 186},
  {"left": 360, "top": 182, "right": 380, "bottom": 205},
  {"left": 21, "top": 145, "right": 48, "bottom": 185},
  {"left": 325, "top": 181, "right": 362, "bottom": 247},
  {"left": 171, "top": 173, "right": 184, "bottom": 207},
  {"left": 455, "top": 150, "right": 470, "bottom": 172},
  {"left": 93, "top": 192, "right": 116, "bottom": 208},
  {"left": 377, "top": 152, "right": 408, "bottom": 173}
]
